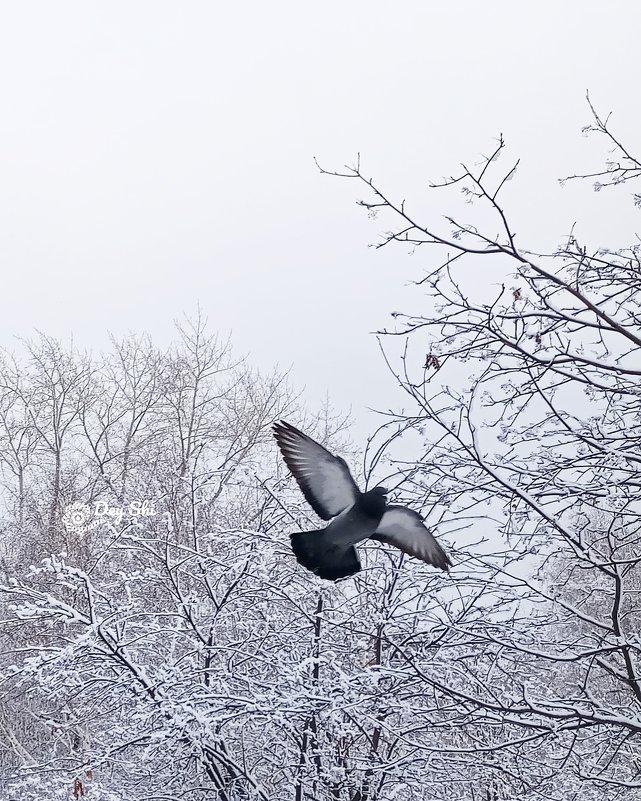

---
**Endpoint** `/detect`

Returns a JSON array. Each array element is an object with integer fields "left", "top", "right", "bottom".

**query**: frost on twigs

[{"left": 320, "top": 95, "right": 641, "bottom": 797}]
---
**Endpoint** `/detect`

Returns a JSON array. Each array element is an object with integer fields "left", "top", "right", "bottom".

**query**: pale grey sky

[{"left": 0, "top": 1, "right": 639, "bottom": 428}]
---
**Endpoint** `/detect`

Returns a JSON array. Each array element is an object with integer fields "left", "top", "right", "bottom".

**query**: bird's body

[
  {"left": 290, "top": 487, "right": 387, "bottom": 579},
  {"left": 326, "top": 488, "right": 387, "bottom": 544},
  {"left": 273, "top": 421, "right": 451, "bottom": 580}
]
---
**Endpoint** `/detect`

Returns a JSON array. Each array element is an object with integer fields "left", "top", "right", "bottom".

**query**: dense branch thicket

[
  {"left": 0, "top": 319, "right": 457, "bottom": 801},
  {"left": 320, "top": 99, "right": 641, "bottom": 798}
]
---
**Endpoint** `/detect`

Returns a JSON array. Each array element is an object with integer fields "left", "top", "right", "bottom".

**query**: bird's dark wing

[
  {"left": 372, "top": 506, "right": 451, "bottom": 571},
  {"left": 273, "top": 421, "right": 360, "bottom": 520}
]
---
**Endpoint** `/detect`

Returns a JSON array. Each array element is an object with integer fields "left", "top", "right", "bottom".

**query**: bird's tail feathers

[{"left": 290, "top": 530, "right": 361, "bottom": 581}]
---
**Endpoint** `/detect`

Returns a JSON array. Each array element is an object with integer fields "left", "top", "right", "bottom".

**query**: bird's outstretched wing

[
  {"left": 372, "top": 506, "right": 451, "bottom": 571},
  {"left": 273, "top": 421, "right": 360, "bottom": 520}
]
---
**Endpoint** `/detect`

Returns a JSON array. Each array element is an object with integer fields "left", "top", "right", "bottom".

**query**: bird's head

[{"left": 361, "top": 485, "right": 388, "bottom": 517}]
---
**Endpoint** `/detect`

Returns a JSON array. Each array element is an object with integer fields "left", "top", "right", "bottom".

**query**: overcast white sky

[{"left": 0, "top": 2, "right": 639, "bottom": 434}]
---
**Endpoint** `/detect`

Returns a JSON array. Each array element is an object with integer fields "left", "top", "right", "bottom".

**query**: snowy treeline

[
  {"left": 1, "top": 106, "right": 641, "bottom": 799},
  {"left": 0, "top": 320, "right": 461, "bottom": 800}
]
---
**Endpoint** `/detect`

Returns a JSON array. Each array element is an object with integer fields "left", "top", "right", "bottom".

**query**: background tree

[{"left": 0, "top": 321, "right": 476, "bottom": 801}]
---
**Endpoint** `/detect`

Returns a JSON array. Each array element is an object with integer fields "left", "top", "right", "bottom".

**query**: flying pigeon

[{"left": 273, "top": 421, "right": 451, "bottom": 580}]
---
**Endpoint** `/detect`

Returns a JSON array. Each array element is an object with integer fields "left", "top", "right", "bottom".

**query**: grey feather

[
  {"left": 273, "top": 421, "right": 358, "bottom": 520},
  {"left": 372, "top": 506, "right": 451, "bottom": 571}
]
